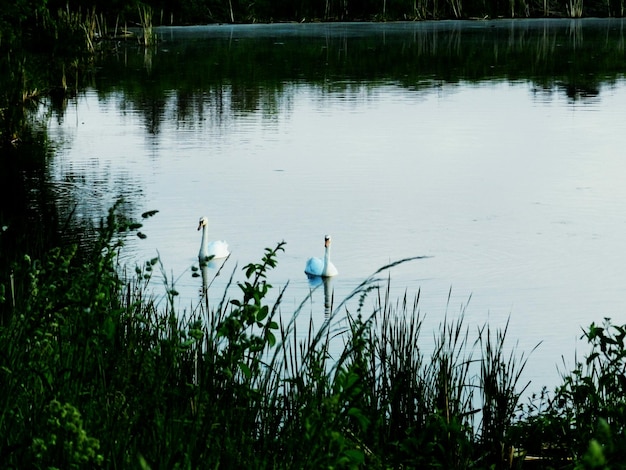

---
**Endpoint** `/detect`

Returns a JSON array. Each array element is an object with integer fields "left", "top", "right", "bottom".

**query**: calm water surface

[{"left": 47, "top": 20, "right": 626, "bottom": 395}]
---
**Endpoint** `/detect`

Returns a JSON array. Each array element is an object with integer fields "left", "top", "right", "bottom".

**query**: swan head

[
  {"left": 198, "top": 216, "right": 208, "bottom": 231},
  {"left": 325, "top": 235, "right": 331, "bottom": 248}
]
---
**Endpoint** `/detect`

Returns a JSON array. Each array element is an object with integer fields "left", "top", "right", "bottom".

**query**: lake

[{"left": 46, "top": 18, "right": 626, "bottom": 397}]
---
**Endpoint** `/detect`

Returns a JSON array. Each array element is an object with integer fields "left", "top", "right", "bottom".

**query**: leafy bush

[{"left": 512, "top": 319, "right": 626, "bottom": 469}]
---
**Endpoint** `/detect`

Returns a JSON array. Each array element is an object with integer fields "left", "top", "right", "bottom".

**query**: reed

[
  {"left": 51, "top": 6, "right": 102, "bottom": 54},
  {"left": 448, "top": 0, "right": 463, "bottom": 18},
  {"left": 567, "top": 0, "right": 585, "bottom": 16},
  {"left": 137, "top": 6, "right": 157, "bottom": 47},
  {"left": 2, "top": 204, "right": 619, "bottom": 468},
  {"left": 477, "top": 319, "right": 534, "bottom": 467}
]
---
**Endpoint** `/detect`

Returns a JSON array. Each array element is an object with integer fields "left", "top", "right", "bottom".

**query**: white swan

[
  {"left": 197, "top": 216, "right": 230, "bottom": 262},
  {"left": 305, "top": 235, "right": 338, "bottom": 277}
]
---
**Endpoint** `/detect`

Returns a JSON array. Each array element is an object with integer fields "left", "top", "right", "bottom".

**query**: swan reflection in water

[
  {"left": 305, "top": 235, "right": 338, "bottom": 317},
  {"left": 197, "top": 215, "right": 230, "bottom": 298},
  {"left": 198, "top": 255, "right": 228, "bottom": 298},
  {"left": 306, "top": 274, "right": 334, "bottom": 317}
]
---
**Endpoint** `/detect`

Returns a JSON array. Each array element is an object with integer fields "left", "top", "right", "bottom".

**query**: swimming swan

[
  {"left": 197, "top": 216, "right": 230, "bottom": 261},
  {"left": 305, "top": 235, "right": 338, "bottom": 277}
]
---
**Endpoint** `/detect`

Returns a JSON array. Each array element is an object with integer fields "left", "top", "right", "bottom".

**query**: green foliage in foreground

[
  {"left": 512, "top": 320, "right": 626, "bottom": 468},
  {"left": 1, "top": 205, "right": 626, "bottom": 469}
]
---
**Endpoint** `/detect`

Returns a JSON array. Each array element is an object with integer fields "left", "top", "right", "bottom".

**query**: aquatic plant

[
  {"left": 137, "top": 5, "right": 157, "bottom": 47},
  {"left": 477, "top": 318, "right": 534, "bottom": 467},
  {"left": 567, "top": 0, "right": 585, "bottom": 16},
  {"left": 2, "top": 204, "right": 622, "bottom": 468},
  {"left": 510, "top": 319, "right": 626, "bottom": 469}
]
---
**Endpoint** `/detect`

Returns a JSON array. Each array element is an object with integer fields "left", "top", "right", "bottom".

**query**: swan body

[
  {"left": 198, "top": 216, "right": 230, "bottom": 261},
  {"left": 305, "top": 235, "right": 338, "bottom": 277}
]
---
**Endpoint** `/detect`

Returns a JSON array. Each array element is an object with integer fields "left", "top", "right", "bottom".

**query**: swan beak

[{"left": 197, "top": 223, "right": 202, "bottom": 231}]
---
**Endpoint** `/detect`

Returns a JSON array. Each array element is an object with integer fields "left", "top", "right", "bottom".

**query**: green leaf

[
  {"left": 189, "top": 328, "right": 204, "bottom": 340},
  {"left": 239, "top": 362, "right": 252, "bottom": 379},
  {"left": 257, "top": 306, "right": 268, "bottom": 322},
  {"left": 181, "top": 339, "right": 194, "bottom": 349},
  {"left": 343, "top": 449, "right": 365, "bottom": 464},
  {"left": 142, "top": 210, "right": 159, "bottom": 218},
  {"left": 245, "top": 264, "right": 256, "bottom": 278},
  {"left": 587, "top": 352, "right": 600, "bottom": 365}
]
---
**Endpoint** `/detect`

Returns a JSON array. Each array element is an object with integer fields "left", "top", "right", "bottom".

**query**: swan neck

[
  {"left": 322, "top": 245, "right": 330, "bottom": 272},
  {"left": 200, "top": 225, "right": 209, "bottom": 256}
]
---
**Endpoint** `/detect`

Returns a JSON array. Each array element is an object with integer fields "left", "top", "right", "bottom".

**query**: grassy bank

[{"left": 1, "top": 205, "right": 625, "bottom": 469}]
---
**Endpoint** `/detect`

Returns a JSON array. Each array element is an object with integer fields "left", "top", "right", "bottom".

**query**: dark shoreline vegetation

[
  {"left": 3, "top": 0, "right": 626, "bottom": 29},
  {"left": 2, "top": 205, "right": 626, "bottom": 468},
  {"left": 2, "top": 2, "right": 626, "bottom": 469}
]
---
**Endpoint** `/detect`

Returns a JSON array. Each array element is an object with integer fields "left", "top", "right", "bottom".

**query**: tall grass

[
  {"left": 49, "top": 6, "right": 103, "bottom": 54},
  {"left": 137, "top": 6, "right": 157, "bottom": 47},
  {"left": 2, "top": 205, "right": 623, "bottom": 468},
  {"left": 567, "top": 0, "right": 585, "bottom": 16}
]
